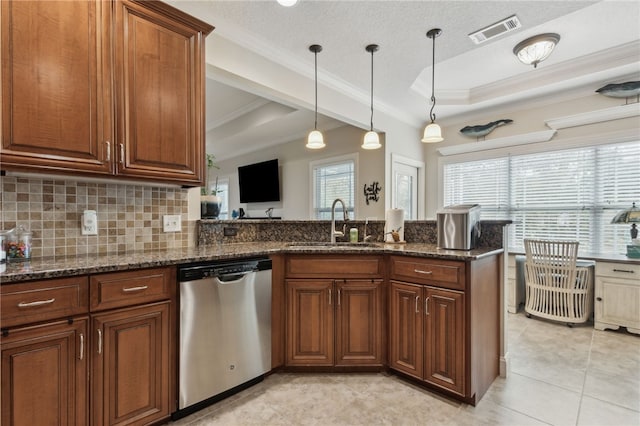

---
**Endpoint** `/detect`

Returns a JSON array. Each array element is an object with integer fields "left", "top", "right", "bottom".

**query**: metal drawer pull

[
  {"left": 105, "top": 141, "right": 111, "bottom": 162},
  {"left": 414, "top": 269, "right": 433, "bottom": 275},
  {"left": 612, "top": 269, "right": 635, "bottom": 274},
  {"left": 415, "top": 296, "right": 420, "bottom": 313},
  {"left": 79, "top": 333, "right": 84, "bottom": 360},
  {"left": 328, "top": 288, "right": 332, "bottom": 305},
  {"left": 119, "top": 143, "right": 125, "bottom": 165},
  {"left": 97, "top": 329, "right": 102, "bottom": 355},
  {"left": 425, "top": 297, "right": 430, "bottom": 315},
  {"left": 122, "top": 285, "right": 148, "bottom": 293},
  {"left": 18, "top": 298, "right": 55, "bottom": 308},
  {"left": 337, "top": 289, "right": 341, "bottom": 306}
]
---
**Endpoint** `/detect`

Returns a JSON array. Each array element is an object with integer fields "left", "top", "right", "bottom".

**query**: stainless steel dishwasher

[{"left": 175, "top": 257, "right": 271, "bottom": 418}]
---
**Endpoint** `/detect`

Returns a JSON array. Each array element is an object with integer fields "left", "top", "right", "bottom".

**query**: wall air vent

[{"left": 468, "top": 15, "right": 521, "bottom": 44}]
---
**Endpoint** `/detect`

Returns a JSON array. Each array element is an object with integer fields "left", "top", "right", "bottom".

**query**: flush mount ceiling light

[
  {"left": 513, "top": 33, "right": 560, "bottom": 68},
  {"left": 421, "top": 28, "right": 443, "bottom": 144},
  {"left": 277, "top": 0, "right": 298, "bottom": 6},
  {"left": 362, "top": 44, "right": 381, "bottom": 150},
  {"left": 306, "top": 44, "right": 325, "bottom": 149}
]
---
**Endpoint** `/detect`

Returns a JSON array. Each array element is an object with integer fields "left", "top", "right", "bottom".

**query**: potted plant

[{"left": 201, "top": 154, "right": 223, "bottom": 219}]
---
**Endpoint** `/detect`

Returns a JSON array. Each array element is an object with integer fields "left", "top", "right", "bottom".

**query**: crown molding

[
  {"left": 545, "top": 102, "right": 640, "bottom": 130},
  {"left": 437, "top": 129, "right": 557, "bottom": 156}
]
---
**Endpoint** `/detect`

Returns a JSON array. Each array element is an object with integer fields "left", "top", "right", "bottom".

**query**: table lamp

[{"left": 611, "top": 202, "right": 640, "bottom": 257}]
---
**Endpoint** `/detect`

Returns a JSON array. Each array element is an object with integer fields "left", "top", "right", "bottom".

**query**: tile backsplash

[{"left": 0, "top": 175, "right": 195, "bottom": 258}]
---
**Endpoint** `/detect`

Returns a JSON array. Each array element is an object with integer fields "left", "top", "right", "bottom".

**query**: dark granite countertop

[{"left": 0, "top": 242, "right": 504, "bottom": 284}]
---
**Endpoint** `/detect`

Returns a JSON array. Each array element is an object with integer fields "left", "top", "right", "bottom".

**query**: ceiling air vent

[{"left": 468, "top": 15, "right": 521, "bottom": 45}]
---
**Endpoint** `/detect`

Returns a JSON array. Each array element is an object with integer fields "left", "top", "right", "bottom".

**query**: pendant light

[
  {"left": 421, "top": 28, "right": 443, "bottom": 143},
  {"left": 306, "top": 44, "right": 325, "bottom": 149},
  {"left": 362, "top": 44, "right": 381, "bottom": 150}
]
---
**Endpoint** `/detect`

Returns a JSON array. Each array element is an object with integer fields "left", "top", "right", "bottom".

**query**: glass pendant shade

[
  {"left": 362, "top": 131, "right": 381, "bottom": 150},
  {"left": 277, "top": 0, "right": 297, "bottom": 6},
  {"left": 421, "top": 122, "right": 443, "bottom": 143},
  {"left": 306, "top": 130, "right": 325, "bottom": 149},
  {"left": 513, "top": 33, "right": 560, "bottom": 68}
]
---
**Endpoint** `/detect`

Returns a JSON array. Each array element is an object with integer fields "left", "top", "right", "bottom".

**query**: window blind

[
  {"left": 443, "top": 140, "right": 640, "bottom": 254},
  {"left": 312, "top": 160, "right": 355, "bottom": 219}
]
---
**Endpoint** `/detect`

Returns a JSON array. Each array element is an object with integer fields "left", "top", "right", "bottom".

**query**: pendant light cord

[
  {"left": 429, "top": 33, "right": 437, "bottom": 123},
  {"left": 370, "top": 48, "right": 374, "bottom": 131},
  {"left": 314, "top": 50, "right": 318, "bottom": 130}
]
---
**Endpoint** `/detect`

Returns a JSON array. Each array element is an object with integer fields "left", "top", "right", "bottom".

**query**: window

[
  {"left": 216, "top": 177, "right": 230, "bottom": 219},
  {"left": 391, "top": 154, "right": 424, "bottom": 220},
  {"left": 443, "top": 141, "right": 640, "bottom": 254},
  {"left": 311, "top": 155, "right": 356, "bottom": 220}
]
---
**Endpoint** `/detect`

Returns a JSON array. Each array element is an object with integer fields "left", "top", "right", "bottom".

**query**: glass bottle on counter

[{"left": 6, "top": 226, "right": 32, "bottom": 261}]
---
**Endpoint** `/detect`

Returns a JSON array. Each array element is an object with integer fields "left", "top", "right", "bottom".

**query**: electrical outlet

[
  {"left": 81, "top": 210, "right": 98, "bottom": 235},
  {"left": 163, "top": 215, "right": 181, "bottom": 232}
]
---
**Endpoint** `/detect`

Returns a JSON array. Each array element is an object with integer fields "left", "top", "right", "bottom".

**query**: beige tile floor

[{"left": 170, "top": 312, "right": 640, "bottom": 426}]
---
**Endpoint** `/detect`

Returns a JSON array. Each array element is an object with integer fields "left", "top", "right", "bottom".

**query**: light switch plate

[{"left": 163, "top": 215, "right": 181, "bottom": 232}]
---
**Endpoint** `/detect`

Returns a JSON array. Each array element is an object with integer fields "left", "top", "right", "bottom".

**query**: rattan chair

[{"left": 523, "top": 239, "right": 593, "bottom": 326}]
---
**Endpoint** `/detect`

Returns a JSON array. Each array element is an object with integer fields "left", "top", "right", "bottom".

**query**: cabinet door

[
  {"left": 1, "top": 0, "right": 112, "bottom": 175},
  {"left": 388, "top": 281, "right": 423, "bottom": 379},
  {"left": 335, "top": 279, "right": 384, "bottom": 366},
  {"left": 595, "top": 276, "right": 640, "bottom": 333},
  {"left": 286, "top": 280, "right": 334, "bottom": 366},
  {"left": 1, "top": 318, "right": 88, "bottom": 426},
  {"left": 92, "top": 302, "right": 170, "bottom": 426},
  {"left": 113, "top": 0, "right": 206, "bottom": 185},
  {"left": 424, "top": 287, "right": 465, "bottom": 395}
]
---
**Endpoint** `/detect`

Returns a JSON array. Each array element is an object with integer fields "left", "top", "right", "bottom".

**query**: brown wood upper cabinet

[{"left": 0, "top": 0, "right": 213, "bottom": 186}]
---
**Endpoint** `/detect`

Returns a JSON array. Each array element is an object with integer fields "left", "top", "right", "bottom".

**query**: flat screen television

[{"left": 238, "top": 159, "right": 281, "bottom": 203}]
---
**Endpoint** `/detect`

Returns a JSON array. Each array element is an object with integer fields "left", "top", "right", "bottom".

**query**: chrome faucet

[{"left": 330, "top": 198, "right": 349, "bottom": 243}]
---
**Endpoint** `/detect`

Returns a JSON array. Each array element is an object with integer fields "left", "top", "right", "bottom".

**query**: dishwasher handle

[{"left": 216, "top": 270, "right": 256, "bottom": 283}]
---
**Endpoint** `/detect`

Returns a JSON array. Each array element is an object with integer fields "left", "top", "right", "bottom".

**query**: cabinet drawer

[
  {"left": 286, "top": 255, "right": 383, "bottom": 278},
  {"left": 595, "top": 262, "right": 640, "bottom": 281},
  {"left": 1, "top": 276, "right": 89, "bottom": 328},
  {"left": 90, "top": 266, "right": 174, "bottom": 312},
  {"left": 390, "top": 256, "right": 465, "bottom": 290}
]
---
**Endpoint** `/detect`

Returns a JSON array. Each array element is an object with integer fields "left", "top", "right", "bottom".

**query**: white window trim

[
  {"left": 309, "top": 153, "right": 359, "bottom": 220},
  {"left": 391, "top": 153, "right": 425, "bottom": 220}
]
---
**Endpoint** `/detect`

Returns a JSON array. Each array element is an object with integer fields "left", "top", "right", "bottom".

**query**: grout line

[{"left": 574, "top": 327, "right": 596, "bottom": 426}]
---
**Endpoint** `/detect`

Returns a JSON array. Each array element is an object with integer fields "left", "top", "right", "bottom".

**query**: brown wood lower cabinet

[
  {"left": 0, "top": 266, "right": 176, "bottom": 426},
  {"left": 286, "top": 278, "right": 384, "bottom": 367},
  {"left": 389, "top": 281, "right": 465, "bottom": 395},
  {"left": 1, "top": 318, "right": 89, "bottom": 426},
  {"left": 92, "top": 302, "right": 171, "bottom": 426},
  {"left": 284, "top": 255, "right": 385, "bottom": 368},
  {"left": 388, "top": 255, "right": 500, "bottom": 405}
]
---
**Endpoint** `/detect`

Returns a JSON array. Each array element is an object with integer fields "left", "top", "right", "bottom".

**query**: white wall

[
  {"left": 423, "top": 93, "right": 640, "bottom": 218},
  {"left": 213, "top": 125, "right": 386, "bottom": 220}
]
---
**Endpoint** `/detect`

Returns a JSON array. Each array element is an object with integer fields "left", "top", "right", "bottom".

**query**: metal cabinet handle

[
  {"left": 414, "top": 269, "right": 433, "bottom": 275},
  {"left": 415, "top": 296, "right": 420, "bottom": 313},
  {"left": 612, "top": 269, "right": 635, "bottom": 274},
  {"left": 79, "top": 333, "right": 84, "bottom": 360},
  {"left": 122, "top": 285, "right": 148, "bottom": 293},
  {"left": 328, "top": 288, "right": 332, "bottom": 305},
  {"left": 337, "top": 289, "right": 341, "bottom": 306},
  {"left": 119, "top": 143, "right": 125, "bottom": 165},
  {"left": 97, "top": 329, "right": 102, "bottom": 355},
  {"left": 105, "top": 141, "right": 111, "bottom": 162},
  {"left": 425, "top": 296, "right": 430, "bottom": 315},
  {"left": 596, "top": 297, "right": 603, "bottom": 302},
  {"left": 18, "top": 298, "right": 55, "bottom": 308}
]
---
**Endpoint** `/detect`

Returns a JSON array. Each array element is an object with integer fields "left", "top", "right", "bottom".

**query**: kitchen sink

[{"left": 286, "top": 242, "right": 381, "bottom": 249}]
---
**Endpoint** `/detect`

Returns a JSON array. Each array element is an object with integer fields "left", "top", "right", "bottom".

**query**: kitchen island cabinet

[
  {"left": 388, "top": 254, "right": 500, "bottom": 405},
  {"left": 285, "top": 255, "right": 385, "bottom": 368},
  {"left": 1, "top": 0, "right": 213, "bottom": 186}
]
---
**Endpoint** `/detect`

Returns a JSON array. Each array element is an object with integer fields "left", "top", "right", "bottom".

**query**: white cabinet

[{"left": 594, "top": 262, "right": 640, "bottom": 334}]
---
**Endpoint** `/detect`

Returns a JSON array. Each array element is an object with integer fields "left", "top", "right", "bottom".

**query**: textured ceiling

[{"left": 169, "top": 0, "right": 640, "bottom": 159}]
